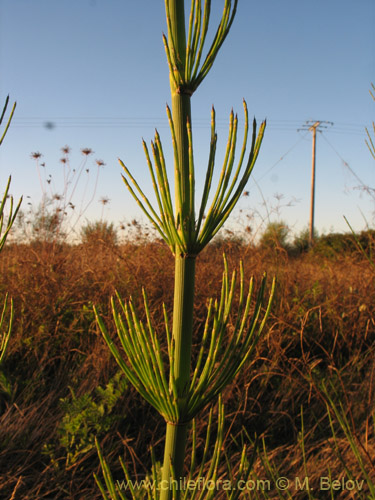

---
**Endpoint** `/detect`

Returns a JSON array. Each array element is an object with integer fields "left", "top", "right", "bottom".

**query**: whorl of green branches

[
  {"left": 120, "top": 102, "right": 265, "bottom": 257},
  {"left": 118, "top": 0, "right": 265, "bottom": 259},
  {"left": 95, "top": 395, "right": 258, "bottom": 500},
  {"left": 163, "top": 0, "right": 238, "bottom": 96},
  {"left": 94, "top": 256, "right": 275, "bottom": 424}
]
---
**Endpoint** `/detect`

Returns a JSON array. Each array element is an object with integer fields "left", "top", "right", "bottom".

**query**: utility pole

[
  {"left": 309, "top": 121, "right": 319, "bottom": 247},
  {"left": 298, "top": 120, "right": 333, "bottom": 247}
]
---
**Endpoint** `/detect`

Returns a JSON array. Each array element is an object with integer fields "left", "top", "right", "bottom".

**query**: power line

[
  {"left": 254, "top": 131, "right": 310, "bottom": 183},
  {"left": 320, "top": 131, "right": 375, "bottom": 201},
  {"left": 9, "top": 116, "right": 367, "bottom": 134}
]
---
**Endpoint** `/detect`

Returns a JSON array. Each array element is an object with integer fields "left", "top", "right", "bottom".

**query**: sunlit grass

[{"left": 0, "top": 234, "right": 374, "bottom": 498}]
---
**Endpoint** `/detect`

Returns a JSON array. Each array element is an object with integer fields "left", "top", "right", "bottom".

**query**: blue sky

[{"left": 0, "top": 0, "right": 374, "bottom": 241}]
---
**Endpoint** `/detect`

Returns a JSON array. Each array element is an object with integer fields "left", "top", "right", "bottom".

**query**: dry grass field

[{"left": 0, "top": 234, "right": 374, "bottom": 499}]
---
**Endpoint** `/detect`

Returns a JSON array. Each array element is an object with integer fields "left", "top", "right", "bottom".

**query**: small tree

[
  {"left": 292, "top": 227, "right": 311, "bottom": 253},
  {"left": 80, "top": 220, "right": 118, "bottom": 247},
  {"left": 259, "top": 220, "right": 290, "bottom": 251}
]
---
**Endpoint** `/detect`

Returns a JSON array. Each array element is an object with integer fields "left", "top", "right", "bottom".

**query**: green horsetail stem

[
  {"left": 94, "top": 1, "right": 273, "bottom": 498},
  {"left": 95, "top": 397, "right": 258, "bottom": 500},
  {"left": 161, "top": 2, "right": 196, "bottom": 497}
]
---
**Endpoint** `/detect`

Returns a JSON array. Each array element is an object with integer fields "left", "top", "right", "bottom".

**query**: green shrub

[
  {"left": 312, "top": 231, "right": 375, "bottom": 257},
  {"left": 44, "top": 371, "right": 127, "bottom": 468},
  {"left": 259, "top": 221, "right": 290, "bottom": 251},
  {"left": 292, "top": 227, "right": 312, "bottom": 254},
  {"left": 80, "top": 220, "right": 118, "bottom": 246}
]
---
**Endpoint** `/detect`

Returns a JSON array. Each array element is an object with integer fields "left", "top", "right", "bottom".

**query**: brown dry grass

[{"left": 0, "top": 237, "right": 374, "bottom": 499}]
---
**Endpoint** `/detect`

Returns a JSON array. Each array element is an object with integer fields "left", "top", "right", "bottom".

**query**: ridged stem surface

[
  {"left": 161, "top": 254, "right": 196, "bottom": 500},
  {"left": 161, "top": 2, "right": 195, "bottom": 499}
]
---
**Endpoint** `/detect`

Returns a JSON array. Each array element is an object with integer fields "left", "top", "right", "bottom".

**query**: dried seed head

[
  {"left": 99, "top": 197, "right": 110, "bottom": 206},
  {"left": 81, "top": 148, "right": 93, "bottom": 156}
]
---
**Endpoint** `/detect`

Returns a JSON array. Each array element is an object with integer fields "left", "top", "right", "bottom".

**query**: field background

[{"left": 0, "top": 231, "right": 374, "bottom": 499}]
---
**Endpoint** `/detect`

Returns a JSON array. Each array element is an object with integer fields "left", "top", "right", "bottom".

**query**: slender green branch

[
  {"left": 0, "top": 97, "right": 16, "bottom": 147},
  {"left": 197, "top": 106, "right": 266, "bottom": 251},
  {"left": 191, "top": 0, "right": 210, "bottom": 81},
  {"left": 0, "top": 177, "right": 22, "bottom": 252},
  {"left": 0, "top": 295, "right": 13, "bottom": 365}
]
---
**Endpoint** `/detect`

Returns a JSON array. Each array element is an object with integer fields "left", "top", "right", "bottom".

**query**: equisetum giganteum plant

[
  {"left": 365, "top": 83, "right": 375, "bottom": 161},
  {"left": 94, "top": 1, "right": 275, "bottom": 499},
  {"left": 0, "top": 96, "right": 22, "bottom": 387}
]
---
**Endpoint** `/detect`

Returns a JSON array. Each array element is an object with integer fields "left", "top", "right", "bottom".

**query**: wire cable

[
  {"left": 320, "top": 132, "right": 375, "bottom": 200},
  {"left": 254, "top": 130, "right": 310, "bottom": 183}
]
